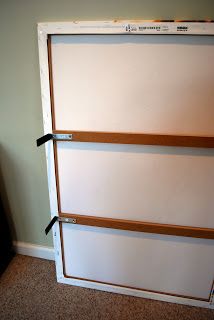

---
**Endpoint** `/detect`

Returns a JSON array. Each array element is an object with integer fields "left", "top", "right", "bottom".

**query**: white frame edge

[
  {"left": 59, "top": 276, "right": 214, "bottom": 309},
  {"left": 37, "top": 26, "right": 64, "bottom": 280},
  {"left": 37, "top": 20, "right": 214, "bottom": 309},
  {"left": 38, "top": 20, "right": 214, "bottom": 35}
]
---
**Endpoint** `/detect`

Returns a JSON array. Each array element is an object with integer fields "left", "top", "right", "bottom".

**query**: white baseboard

[{"left": 13, "top": 241, "right": 55, "bottom": 261}]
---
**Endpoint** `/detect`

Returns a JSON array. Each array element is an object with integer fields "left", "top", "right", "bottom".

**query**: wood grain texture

[
  {"left": 59, "top": 213, "right": 214, "bottom": 239},
  {"left": 53, "top": 130, "right": 214, "bottom": 148}
]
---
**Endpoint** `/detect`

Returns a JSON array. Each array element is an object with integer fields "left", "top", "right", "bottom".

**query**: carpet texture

[{"left": 0, "top": 255, "right": 214, "bottom": 320}]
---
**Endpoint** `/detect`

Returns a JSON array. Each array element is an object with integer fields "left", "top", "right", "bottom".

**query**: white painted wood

[
  {"left": 62, "top": 224, "right": 214, "bottom": 300},
  {"left": 14, "top": 241, "right": 55, "bottom": 261},
  {"left": 59, "top": 275, "right": 214, "bottom": 309},
  {"left": 51, "top": 35, "right": 214, "bottom": 135},
  {"left": 38, "top": 21, "right": 214, "bottom": 36},
  {"left": 37, "top": 28, "right": 64, "bottom": 279},
  {"left": 57, "top": 142, "right": 214, "bottom": 228}
]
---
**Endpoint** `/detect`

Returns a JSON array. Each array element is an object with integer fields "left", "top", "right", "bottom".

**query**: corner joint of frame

[{"left": 37, "top": 24, "right": 48, "bottom": 40}]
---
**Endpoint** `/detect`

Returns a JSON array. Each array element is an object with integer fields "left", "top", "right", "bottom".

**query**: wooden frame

[
  {"left": 53, "top": 130, "right": 214, "bottom": 148},
  {"left": 38, "top": 20, "right": 214, "bottom": 309},
  {"left": 59, "top": 213, "right": 214, "bottom": 240},
  {"left": 62, "top": 273, "right": 212, "bottom": 303}
]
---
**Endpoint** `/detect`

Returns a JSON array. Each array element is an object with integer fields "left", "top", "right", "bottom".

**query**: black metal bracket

[
  {"left": 45, "top": 216, "right": 77, "bottom": 235},
  {"left": 36, "top": 133, "right": 73, "bottom": 147},
  {"left": 37, "top": 134, "right": 54, "bottom": 147},
  {"left": 45, "top": 216, "right": 58, "bottom": 235}
]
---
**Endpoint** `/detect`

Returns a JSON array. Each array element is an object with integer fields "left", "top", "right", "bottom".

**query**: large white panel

[
  {"left": 57, "top": 142, "right": 214, "bottom": 228},
  {"left": 51, "top": 35, "right": 214, "bottom": 135},
  {"left": 62, "top": 224, "right": 214, "bottom": 299}
]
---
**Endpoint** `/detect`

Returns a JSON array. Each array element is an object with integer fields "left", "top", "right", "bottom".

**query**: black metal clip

[
  {"left": 36, "top": 133, "right": 72, "bottom": 147},
  {"left": 36, "top": 134, "right": 54, "bottom": 147},
  {"left": 45, "top": 216, "right": 58, "bottom": 235},
  {"left": 45, "top": 216, "right": 76, "bottom": 235}
]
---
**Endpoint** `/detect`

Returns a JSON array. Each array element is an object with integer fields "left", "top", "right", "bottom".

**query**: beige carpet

[{"left": 0, "top": 255, "right": 214, "bottom": 320}]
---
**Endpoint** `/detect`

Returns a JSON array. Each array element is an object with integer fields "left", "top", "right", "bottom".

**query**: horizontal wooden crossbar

[
  {"left": 59, "top": 213, "right": 214, "bottom": 239},
  {"left": 53, "top": 130, "right": 214, "bottom": 148}
]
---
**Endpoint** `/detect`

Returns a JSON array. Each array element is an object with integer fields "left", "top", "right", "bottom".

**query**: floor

[{"left": 0, "top": 255, "right": 214, "bottom": 320}]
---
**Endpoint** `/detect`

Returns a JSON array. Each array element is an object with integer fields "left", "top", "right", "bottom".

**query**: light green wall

[{"left": 0, "top": 0, "right": 214, "bottom": 247}]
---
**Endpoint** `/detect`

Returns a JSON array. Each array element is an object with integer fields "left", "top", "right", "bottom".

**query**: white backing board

[
  {"left": 51, "top": 35, "right": 214, "bottom": 135},
  {"left": 57, "top": 142, "right": 214, "bottom": 228},
  {"left": 63, "top": 224, "right": 214, "bottom": 300}
]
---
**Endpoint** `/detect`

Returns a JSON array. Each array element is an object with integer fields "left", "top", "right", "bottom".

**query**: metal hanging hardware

[
  {"left": 45, "top": 216, "right": 76, "bottom": 235},
  {"left": 36, "top": 133, "right": 72, "bottom": 147}
]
